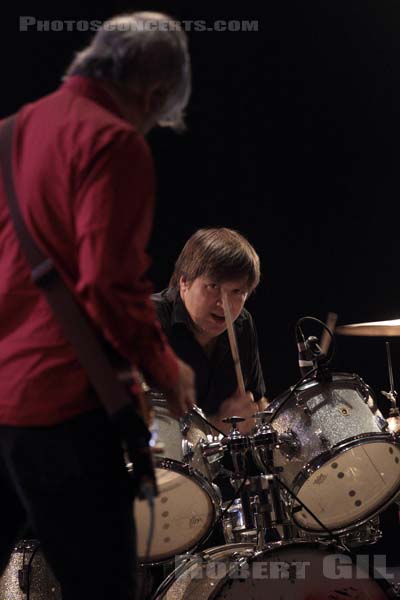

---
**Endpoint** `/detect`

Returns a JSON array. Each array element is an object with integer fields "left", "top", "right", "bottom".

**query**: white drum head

[
  {"left": 215, "top": 544, "right": 388, "bottom": 599},
  {"left": 135, "top": 466, "right": 215, "bottom": 563},
  {"left": 294, "top": 440, "right": 400, "bottom": 531},
  {"left": 154, "top": 542, "right": 389, "bottom": 600}
]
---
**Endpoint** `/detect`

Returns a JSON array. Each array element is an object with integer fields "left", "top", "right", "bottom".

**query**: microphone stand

[
  {"left": 381, "top": 341, "right": 400, "bottom": 433},
  {"left": 305, "top": 336, "right": 332, "bottom": 383}
]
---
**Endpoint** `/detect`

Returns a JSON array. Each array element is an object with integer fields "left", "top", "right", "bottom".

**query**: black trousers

[{"left": 0, "top": 409, "right": 137, "bottom": 599}]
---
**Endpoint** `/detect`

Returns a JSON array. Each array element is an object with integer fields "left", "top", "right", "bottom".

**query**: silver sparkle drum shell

[
  {"left": 134, "top": 395, "right": 221, "bottom": 565},
  {"left": 268, "top": 372, "right": 400, "bottom": 534},
  {"left": 152, "top": 540, "right": 392, "bottom": 600},
  {"left": 0, "top": 540, "right": 61, "bottom": 600}
]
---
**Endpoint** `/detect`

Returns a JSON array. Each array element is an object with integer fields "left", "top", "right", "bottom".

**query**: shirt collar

[
  {"left": 60, "top": 75, "right": 125, "bottom": 120},
  {"left": 167, "top": 288, "right": 193, "bottom": 328}
]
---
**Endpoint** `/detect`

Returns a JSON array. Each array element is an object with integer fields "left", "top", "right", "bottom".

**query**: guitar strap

[{"left": 0, "top": 114, "right": 152, "bottom": 453}]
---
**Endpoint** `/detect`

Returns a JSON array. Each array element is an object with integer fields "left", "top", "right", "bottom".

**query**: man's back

[{"left": 0, "top": 76, "right": 155, "bottom": 425}]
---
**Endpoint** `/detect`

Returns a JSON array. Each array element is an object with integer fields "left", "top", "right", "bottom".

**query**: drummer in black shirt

[{"left": 152, "top": 227, "right": 267, "bottom": 434}]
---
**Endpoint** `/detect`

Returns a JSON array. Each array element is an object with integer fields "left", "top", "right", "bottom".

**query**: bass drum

[{"left": 153, "top": 541, "right": 394, "bottom": 600}]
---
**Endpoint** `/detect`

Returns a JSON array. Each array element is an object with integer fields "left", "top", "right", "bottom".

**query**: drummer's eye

[
  {"left": 206, "top": 283, "right": 218, "bottom": 290},
  {"left": 232, "top": 288, "right": 246, "bottom": 297}
]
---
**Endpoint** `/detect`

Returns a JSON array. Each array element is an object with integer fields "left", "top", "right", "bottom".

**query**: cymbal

[{"left": 336, "top": 319, "right": 400, "bottom": 337}]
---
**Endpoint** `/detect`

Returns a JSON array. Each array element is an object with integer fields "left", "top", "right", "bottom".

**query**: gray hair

[{"left": 65, "top": 12, "right": 191, "bottom": 130}]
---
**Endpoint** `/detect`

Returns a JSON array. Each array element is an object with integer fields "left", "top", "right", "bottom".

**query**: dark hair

[{"left": 169, "top": 228, "right": 261, "bottom": 292}]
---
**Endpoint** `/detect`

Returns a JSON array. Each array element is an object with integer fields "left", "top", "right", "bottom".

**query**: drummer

[{"left": 153, "top": 227, "right": 268, "bottom": 434}]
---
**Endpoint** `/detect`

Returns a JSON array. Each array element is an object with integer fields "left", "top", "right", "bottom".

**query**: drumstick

[
  {"left": 221, "top": 290, "right": 246, "bottom": 396},
  {"left": 320, "top": 312, "right": 338, "bottom": 355}
]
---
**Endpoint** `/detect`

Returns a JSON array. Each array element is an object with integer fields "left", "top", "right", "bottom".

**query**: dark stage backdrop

[{"left": 3, "top": 0, "right": 400, "bottom": 557}]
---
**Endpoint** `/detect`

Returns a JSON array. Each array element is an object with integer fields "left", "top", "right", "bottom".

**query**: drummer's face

[{"left": 179, "top": 275, "right": 249, "bottom": 344}]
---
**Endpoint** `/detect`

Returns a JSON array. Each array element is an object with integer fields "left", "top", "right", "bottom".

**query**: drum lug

[
  {"left": 182, "top": 439, "right": 194, "bottom": 462},
  {"left": 180, "top": 414, "right": 191, "bottom": 437},
  {"left": 359, "top": 377, "right": 372, "bottom": 403},
  {"left": 375, "top": 414, "right": 389, "bottom": 431},
  {"left": 294, "top": 393, "right": 312, "bottom": 417},
  {"left": 277, "top": 430, "right": 301, "bottom": 459},
  {"left": 297, "top": 400, "right": 312, "bottom": 417},
  {"left": 201, "top": 439, "right": 225, "bottom": 460},
  {"left": 211, "top": 483, "right": 222, "bottom": 510},
  {"left": 315, "top": 429, "right": 331, "bottom": 450}
]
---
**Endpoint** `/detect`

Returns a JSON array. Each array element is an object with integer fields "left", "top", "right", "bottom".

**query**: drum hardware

[
  {"left": 200, "top": 439, "right": 225, "bottom": 459},
  {"left": 206, "top": 411, "right": 336, "bottom": 548},
  {"left": 222, "top": 416, "right": 254, "bottom": 531},
  {"left": 222, "top": 498, "right": 259, "bottom": 546},
  {"left": 220, "top": 413, "right": 320, "bottom": 547},
  {"left": 277, "top": 429, "right": 301, "bottom": 459},
  {"left": 200, "top": 438, "right": 226, "bottom": 482},
  {"left": 296, "top": 398, "right": 312, "bottom": 418},
  {"left": 381, "top": 341, "right": 400, "bottom": 434},
  {"left": 338, "top": 515, "right": 382, "bottom": 548},
  {"left": 219, "top": 416, "right": 277, "bottom": 544},
  {"left": 295, "top": 316, "right": 335, "bottom": 382},
  {"left": 251, "top": 412, "right": 316, "bottom": 543},
  {"left": 315, "top": 429, "right": 331, "bottom": 449},
  {"left": 297, "top": 515, "right": 383, "bottom": 551}
]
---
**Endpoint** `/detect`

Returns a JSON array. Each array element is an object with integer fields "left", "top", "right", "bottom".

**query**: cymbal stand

[{"left": 381, "top": 341, "right": 400, "bottom": 433}]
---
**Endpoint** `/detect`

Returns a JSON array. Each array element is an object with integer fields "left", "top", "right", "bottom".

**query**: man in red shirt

[{"left": 0, "top": 11, "right": 194, "bottom": 600}]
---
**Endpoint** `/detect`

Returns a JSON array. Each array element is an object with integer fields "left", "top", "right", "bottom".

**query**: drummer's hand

[
  {"left": 165, "top": 358, "right": 196, "bottom": 419},
  {"left": 210, "top": 388, "right": 257, "bottom": 435}
]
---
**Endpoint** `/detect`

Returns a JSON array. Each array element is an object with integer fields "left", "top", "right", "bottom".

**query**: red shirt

[{"left": 0, "top": 76, "right": 179, "bottom": 426}]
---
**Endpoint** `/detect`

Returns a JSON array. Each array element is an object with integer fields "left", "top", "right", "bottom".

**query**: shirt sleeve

[{"left": 72, "top": 128, "right": 179, "bottom": 391}]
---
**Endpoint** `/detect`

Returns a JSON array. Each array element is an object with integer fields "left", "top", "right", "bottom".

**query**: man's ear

[
  {"left": 143, "top": 84, "right": 169, "bottom": 115},
  {"left": 179, "top": 275, "right": 189, "bottom": 292}
]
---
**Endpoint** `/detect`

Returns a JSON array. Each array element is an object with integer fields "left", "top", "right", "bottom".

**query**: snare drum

[
  {"left": 266, "top": 373, "right": 400, "bottom": 535},
  {"left": 134, "top": 394, "right": 221, "bottom": 564}
]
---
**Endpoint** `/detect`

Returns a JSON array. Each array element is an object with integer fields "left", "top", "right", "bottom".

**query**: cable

[
  {"left": 137, "top": 492, "right": 156, "bottom": 600},
  {"left": 22, "top": 541, "right": 40, "bottom": 600},
  {"left": 260, "top": 460, "right": 339, "bottom": 543},
  {"left": 271, "top": 315, "right": 336, "bottom": 422},
  {"left": 197, "top": 414, "right": 226, "bottom": 437}
]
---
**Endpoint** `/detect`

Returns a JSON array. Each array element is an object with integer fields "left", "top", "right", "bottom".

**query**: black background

[{"left": 4, "top": 0, "right": 400, "bottom": 562}]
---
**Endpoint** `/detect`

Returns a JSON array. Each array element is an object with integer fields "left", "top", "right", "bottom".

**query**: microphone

[
  {"left": 295, "top": 327, "right": 314, "bottom": 377},
  {"left": 305, "top": 336, "right": 327, "bottom": 362}
]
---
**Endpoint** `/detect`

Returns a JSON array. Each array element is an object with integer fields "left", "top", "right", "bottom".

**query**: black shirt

[{"left": 152, "top": 288, "right": 266, "bottom": 415}]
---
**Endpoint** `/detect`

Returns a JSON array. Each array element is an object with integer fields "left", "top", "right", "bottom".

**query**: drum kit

[
  {"left": 3, "top": 318, "right": 400, "bottom": 599},
  {"left": 137, "top": 318, "right": 400, "bottom": 600}
]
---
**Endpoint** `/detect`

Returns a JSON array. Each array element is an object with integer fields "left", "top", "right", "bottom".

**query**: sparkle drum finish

[
  {"left": 0, "top": 540, "right": 61, "bottom": 600},
  {"left": 152, "top": 540, "right": 392, "bottom": 600},
  {"left": 267, "top": 373, "right": 400, "bottom": 534},
  {"left": 135, "top": 395, "right": 221, "bottom": 564}
]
